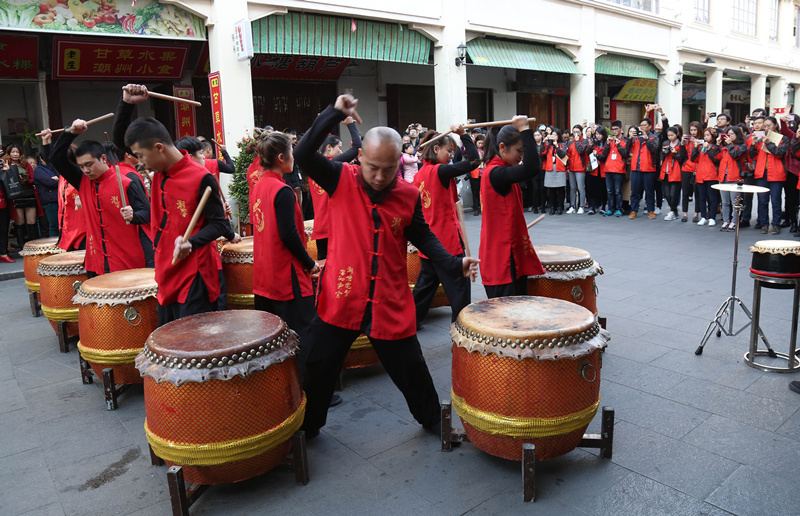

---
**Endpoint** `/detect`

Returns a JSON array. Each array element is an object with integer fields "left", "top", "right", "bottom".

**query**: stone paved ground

[{"left": 1, "top": 206, "right": 799, "bottom": 516}]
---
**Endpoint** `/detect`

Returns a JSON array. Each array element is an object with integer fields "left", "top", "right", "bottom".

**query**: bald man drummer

[{"left": 294, "top": 94, "right": 479, "bottom": 439}]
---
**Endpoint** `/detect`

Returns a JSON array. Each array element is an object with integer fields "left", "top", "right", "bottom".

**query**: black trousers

[
  {"left": 531, "top": 174, "right": 546, "bottom": 209},
  {"left": 255, "top": 293, "right": 315, "bottom": 383},
  {"left": 586, "top": 174, "right": 605, "bottom": 210},
  {"left": 547, "top": 187, "right": 565, "bottom": 211},
  {"left": 469, "top": 177, "right": 481, "bottom": 212},
  {"left": 484, "top": 252, "right": 528, "bottom": 298},
  {"left": 413, "top": 254, "right": 470, "bottom": 324},
  {"left": 680, "top": 171, "right": 695, "bottom": 214},
  {"left": 655, "top": 178, "right": 663, "bottom": 207},
  {"left": 665, "top": 181, "right": 681, "bottom": 213},
  {"left": 316, "top": 238, "right": 328, "bottom": 260},
  {"left": 784, "top": 173, "right": 799, "bottom": 225},
  {"left": 157, "top": 272, "right": 220, "bottom": 327},
  {"left": 301, "top": 316, "right": 441, "bottom": 433}
]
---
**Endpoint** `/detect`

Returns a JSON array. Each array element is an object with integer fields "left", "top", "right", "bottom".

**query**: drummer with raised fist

[{"left": 294, "top": 94, "right": 479, "bottom": 439}]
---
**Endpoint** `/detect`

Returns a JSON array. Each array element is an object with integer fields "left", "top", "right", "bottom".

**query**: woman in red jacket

[
  {"left": 715, "top": 126, "right": 748, "bottom": 229},
  {"left": 680, "top": 122, "right": 702, "bottom": 222},
  {"left": 660, "top": 126, "right": 687, "bottom": 221},
  {"left": 566, "top": 125, "right": 588, "bottom": 214},
  {"left": 691, "top": 127, "right": 721, "bottom": 229}
]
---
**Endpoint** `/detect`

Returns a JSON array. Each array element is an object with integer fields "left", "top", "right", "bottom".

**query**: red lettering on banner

[
  {"left": 53, "top": 38, "right": 188, "bottom": 81},
  {"left": 208, "top": 72, "right": 225, "bottom": 155},
  {"left": 172, "top": 85, "right": 197, "bottom": 139},
  {"left": 0, "top": 35, "right": 38, "bottom": 79}
]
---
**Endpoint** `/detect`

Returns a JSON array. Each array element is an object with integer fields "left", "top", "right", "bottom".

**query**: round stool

[{"left": 744, "top": 270, "right": 800, "bottom": 373}]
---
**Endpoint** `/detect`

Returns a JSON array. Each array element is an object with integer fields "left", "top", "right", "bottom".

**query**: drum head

[
  {"left": 37, "top": 250, "right": 86, "bottom": 276},
  {"left": 73, "top": 268, "right": 157, "bottom": 305},
  {"left": 533, "top": 245, "right": 594, "bottom": 272},
  {"left": 20, "top": 237, "right": 62, "bottom": 255},
  {"left": 221, "top": 239, "right": 254, "bottom": 263},
  {"left": 750, "top": 240, "right": 800, "bottom": 256}
]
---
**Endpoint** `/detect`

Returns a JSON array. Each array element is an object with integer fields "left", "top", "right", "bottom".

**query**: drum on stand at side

[
  {"left": 527, "top": 245, "right": 603, "bottom": 315},
  {"left": 37, "top": 250, "right": 86, "bottom": 338},
  {"left": 221, "top": 238, "right": 254, "bottom": 310},
  {"left": 20, "top": 237, "right": 63, "bottom": 293}
]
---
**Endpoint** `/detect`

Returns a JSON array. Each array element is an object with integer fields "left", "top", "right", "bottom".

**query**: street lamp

[{"left": 455, "top": 43, "right": 467, "bottom": 68}]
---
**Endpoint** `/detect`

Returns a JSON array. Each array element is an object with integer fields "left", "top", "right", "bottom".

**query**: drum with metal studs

[
  {"left": 527, "top": 245, "right": 603, "bottom": 315},
  {"left": 451, "top": 296, "right": 609, "bottom": 461},
  {"left": 136, "top": 310, "right": 305, "bottom": 485},
  {"left": 407, "top": 243, "right": 448, "bottom": 308},
  {"left": 221, "top": 237, "right": 254, "bottom": 309},
  {"left": 749, "top": 240, "right": 800, "bottom": 280},
  {"left": 20, "top": 237, "right": 63, "bottom": 293},
  {"left": 36, "top": 250, "right": 86, "bottom": 338}
]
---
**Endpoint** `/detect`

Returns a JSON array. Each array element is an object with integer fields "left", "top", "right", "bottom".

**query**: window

[
  {"left": 769, "top": 0, "right": 779, "bottom": 41},
  {"left": 732, "top": 0, "right": 758, "bottom": 36},
  {"left": 605, "top": 0, "right": 659, "bottom": 15},
  {"left": 696, "top": 0, "right": 710, "bottom": 23}
]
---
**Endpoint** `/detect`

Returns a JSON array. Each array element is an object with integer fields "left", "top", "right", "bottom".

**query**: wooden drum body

[
  {"left": 221, "top": 238, "right": 254, "bottom": 309},
  {"left": 407, "top": 245, "right": 449, "bottom": 308},
  {"left": 750, "top": 240, "right": 800, "bottom": 283},
  {"left": 451, "top": 297, "right": 609, "bottom": 461},
  {"left": 136, "top": 310, "right": 305, "bottom": 486},
  {"left": 20, "top": 237, "right": 63, "bottom": 292},
  {"left": 527, "top": 245, "right": 603, "bottom": 315},
  {"left": 37, "top": 250, "right": 87, "bottom": 337},
  {"left": 304, "top": 220, "right": 317, "bottom": 261},
  {"left": 74, "top": 269, "right": 158, "bottom": 384}
]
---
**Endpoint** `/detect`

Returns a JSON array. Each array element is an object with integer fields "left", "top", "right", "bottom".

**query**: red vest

[
  {"left": 247, "top": 155, "right": 262, "bottom": 191},
  {"left": 717, "top": 146, "right": 742, "bottom": 183},
  {"left": 590, "top": 142, "right": 606, "bottom": 177},
  {"left": 659, "top": 147, "right": 682, "bottom": 183},
  {"left": 204, "top": 158, "right": 220, "bottom": 183},
  {"left": 309, "top": 178, "right": 330, "bottom": 240},
  {"left": 603, "top": 140, "right": 626, "bottom": 174},
  {"left": 251, "top": 170, "right": 313, "bottom": 301},
  {"left": 567, "top": 140, "right": 586, "bottom": 172},
  {"left": 544, "top": 143, "right": 568, "bottom": 172},
  {"left": 752, "top": 140, "right": 787, "bottom": 182},
  {"left": 79, "top": 169, "right": 148, "bottom": 275},
  {"left": 630, "top": 136, "right": 656, "bottom": 172},
  {"left": 413, "top": 162, "right": 463, "bottom": 258},
  {"left": 317, "top": 165, "right": 418, "bottom": 340},
  {"left": 57, "top": 177, "right": 86, "bottom": 251},
  {"left": 151, "top": 151, "right": 220, "bottom": 305},
  {"left": 681, "top": 142, "right": 697, "bottom": 173},
  {"left": 479, "top": 157, "right": 545, "bottom": 285},
  {"left": 693, "top": 147, "right": 719, "bottom": 183},
  {"left": 119, "top": 162, "right": 147, "bottom": 195}
]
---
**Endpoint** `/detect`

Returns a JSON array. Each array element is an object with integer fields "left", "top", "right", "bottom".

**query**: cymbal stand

[{"left": 695, "top": 191, "right": 776, "bottom": 356}]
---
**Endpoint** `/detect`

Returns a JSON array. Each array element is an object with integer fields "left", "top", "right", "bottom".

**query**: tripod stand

[{"left": 695, "top": 184, "right": 776, "bottom": 357}]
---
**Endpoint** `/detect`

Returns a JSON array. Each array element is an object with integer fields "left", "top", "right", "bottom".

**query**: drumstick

[
  {"left": 172, "top": 186, "right": 213, "bottom": 266},
  {"left": 418, "top": 117, "right": 538, "bottom": 149},
  {"left": 418, "top": 131, "right": 453, "bottom": 150},
  {"left": 353, "top": 110, "right": 363, "bottom": 124},
  {"left": 104, "top": 132, "right": 109, "bottom": 143},
  {"left": 122, "top": 86, "right": 202, "bottom": 107},
  {"left": 115, "top": 165, "right": 130, "bottom": 225},
  {"left": 35, "top": 113, "right": 114, "bottom": 136},
  {"left": 527, "top": 214, "right": 546, "bottom": 229},
  {"left": 455, "top": 201, "right": 475, "bottom": 283}
]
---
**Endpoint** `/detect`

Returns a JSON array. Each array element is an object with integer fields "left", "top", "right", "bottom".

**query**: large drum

[
  {"left": 136, "top": 310, "right": 305, "bottom": 485},
  {"left": 221, "top": 237, "right": 254, "bottom": 309},
  {"left": 407, "top": 244, "right": 448, "bottom": 308},
  {"left": 304, "top": 220, "right": 317, "bottom": 261},
  {"left": 74, "top": 268, "right": 158, "bottom": 384},
  {"left": 20, "top": 237, "right": 63, "bottom": 293},
  {"left": 37, "top": 250, "right": 87, "bottom": 337},
  {"left": 527, "top": 245, "right": 603, "bottom": 315},
  {"left": 749, "top": 240, "right": 800, "bottom": 283},
  {"left": 451, "top": 296, "right": 609, "bottom": 461}
]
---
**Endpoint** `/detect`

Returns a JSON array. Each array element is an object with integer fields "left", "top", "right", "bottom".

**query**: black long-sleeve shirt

[
  {"left": 274, "top": 186, "right": 314, "bottom": 270},
  {"left": 487, "top": 130, "right": 541, "bottom": 196},
  {"left": 295, "top": 105, "right": 461, "bottom": 275},
  {"left": 332, "top": 121, "right": 362, "bottom": 163}
]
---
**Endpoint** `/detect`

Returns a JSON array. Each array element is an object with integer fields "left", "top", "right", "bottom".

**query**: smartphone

[{"left": 708, "top": 112, "right": 717, "bottom": 118}]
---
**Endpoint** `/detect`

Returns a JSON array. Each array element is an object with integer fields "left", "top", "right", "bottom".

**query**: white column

[
  {"left": 705, "top": 68, "right": 724, "bottom": 117},
  {"left": 433, "top": 4, "right": 467, "bottom": 131},
  {"left": 750, "top": 74, "right": 767, "bottom": 113},
  {"left": 569, "top": 5, "right": 596, "bottom": 125},
  {"left": 770, "top": 76, "right": 789, "bottom": 110},
  {"left": 657, "top": 71, "right": 683, "bottom": 127},
  {"left": 207, "top": 0, "right": 254, "bottom": 195}
]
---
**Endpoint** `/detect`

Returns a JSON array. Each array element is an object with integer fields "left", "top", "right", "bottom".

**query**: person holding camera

[
  {"left": 628, "top": 105, "right": 668, "bottom": 219},
  {"left": 714, "top": 126, "right": 749, "bottom": 229},
  {"left": 749, "top": 116, "right": 788, "bottom": 235},
  {"left": 542, "top": 129, "right": 567, "bottom": 215},
  {"left": 659, "top": 126, "right": 688, "bottom": 221},
  {"left": 691, "top": 127, "right": 722, "bottom": 228}
]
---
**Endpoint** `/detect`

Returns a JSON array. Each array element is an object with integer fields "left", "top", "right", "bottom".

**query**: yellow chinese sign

[{"left": 614, "top": 79, "right": 658, "bottom": 103}]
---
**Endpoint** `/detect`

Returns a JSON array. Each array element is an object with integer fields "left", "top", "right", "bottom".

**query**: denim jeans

[
  {"left": 630, "top": 171, "right": 656, "bottom": 213},
  {"left": 697, "top": 181, "right": 720, "bottom": 221},
  {"left": 605, "top": 173, "right": 623, "bottom": 211},
  {"left": 755, "top": 176, "right": 783, "bottom": 227}
]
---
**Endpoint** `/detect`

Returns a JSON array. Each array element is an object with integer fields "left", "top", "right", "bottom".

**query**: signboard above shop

[
  {"left": 53, "top": 37, "right": 189, "bottom": 80},
  {"left": 0, "top": 33, "right": 37, "bottom": 79},
  {"left": 0, "top": 0, "right": 205, "bottom": 40},
  {"left": 250, "top": 54, "right": 350, "bottom": 80},
  {"left": 613, "top": 78, "right": 658, "bottom": 103}
]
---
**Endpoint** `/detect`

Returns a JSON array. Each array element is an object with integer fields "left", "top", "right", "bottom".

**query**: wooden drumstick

[
  {"left": 455, "top": 201, "right": 475, "bottom": 283},
  {"left": 35, "top": 113, "right": 114, "bottom": 136},
  {"left": 122, "top": 86, "right": 202, "bottom": 107},
  {"left": 172, "top": 186, "right": 213, "bottom": 265},
  {"left": 463, "top": 117, "right": 536, "bottom": 129},
  {"left": 352, "top": 110, "right": 363, "bottom": 124},
  {"left": 417, "top": 130, "right": 453, "bottom": 150},
  {"left": 527, "top": 214, "right": 546, "bottom": 229},
  {"left": 115, "top": 165, "right": 130, "bottom": 225}
]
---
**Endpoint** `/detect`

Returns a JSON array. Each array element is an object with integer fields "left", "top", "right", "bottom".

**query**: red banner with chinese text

[
  {"left": 0, "top": 34, "right": 38, "bottom": 79},
  {"left": 172, "top": 86, "right": 196, "bottom": 139},
  {"left": 53, "top": 38, "right": 188, "bottom": 80},
  {"left": 208, "top": 72, "right": 224, "bottom": 154},
  {"left": 251, "top": 54, "right": 349, "bottom": 80}
]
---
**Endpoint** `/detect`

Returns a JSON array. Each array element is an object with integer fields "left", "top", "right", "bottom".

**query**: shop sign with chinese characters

[
  {"left": 208, "top": 72, "right": 225, "bottom": 153},
  {"left": 0, "top": 34, "right": 37, "bottom": 79},
  {"left": 173, "top": 85, "right": 196, "bottom": 139},
  {"left": 251, "top": 55, "right": 350, "bottom": 80},
  {"left": 53, "top": 38, "right": 188, "bottom": 80}
]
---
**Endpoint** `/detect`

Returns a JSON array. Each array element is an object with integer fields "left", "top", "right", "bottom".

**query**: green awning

[
  {"left": 595, "top": 54, "right": 658, "bottom": 79},
  {"left": 466, "top": 39, "right": 578, "bottom": 74},
  {"left": 251, "top": 12, "right": 431, "bottom": 65}
]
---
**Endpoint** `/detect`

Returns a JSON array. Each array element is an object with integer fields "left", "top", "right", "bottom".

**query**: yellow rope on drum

[
  {"left": 451, "top": 389, "right": 599, "bottom": 439},
  {"left": 77, "top": 341, "right": 142, "bottom": 365},
  {"left": 41, "top": 305, "right": 79, "bottom": 321},
  {"left": 145, "top": 396, "right": 306, "bottom": 466},
  {"left": 226, "top": 293, "right": 255, "bottom": 307},
  {"left": 25, "top": 280, "right": 40, "bottom": 292}
]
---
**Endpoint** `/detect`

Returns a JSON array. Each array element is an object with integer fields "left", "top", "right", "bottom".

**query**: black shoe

[
  {"left": 472, "top": 209, "right": 480, "bottom": 216},
  {"left": 790, "top": 381, "right": 800, "bottom": 394},
  {"left": 739, "top": 220, "right": 750, "bottom": 228},
  {"left": 754, "top": 222, "right": 763, "bottom": 230},
  {"left": 780, "top": 219, "right": 791, "bottom": 228},
  {"left": 791, "top": 223, "right": 798, "bottom": 234},
  {"left": 549, "top": 208, "right": 556, "bottom": 215},
  {"left": 303, "top": 427, "right": 320, "bottom": 441},
  {"left": 533, "top": 207, "right": 540, "bottom": 214},
  {"left": 13, "top": 225, "right": 24, "bottom": 249},
  {"left": 26, "top": 223, "right": 39, "bottom": 242},
  {"left": 556, "top": 208, "right": 564, "bottom": 215},
  {"left": 329, "top": 394, "right": 342, "bottom": 407},
  {"left": 424, "top": 420, "right": 442, "bottom": 436}
]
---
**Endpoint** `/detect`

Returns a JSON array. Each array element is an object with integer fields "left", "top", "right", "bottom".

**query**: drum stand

[
  {"left": 695, "top": 194, "right": 776, "bottom": 357},
  {"left": 79, "top": 356, "right": 129, "bottom": 411},
  {"left": 28, "top": 290, "right": 41, "bottom": 317},
  {"left": 148, "top": 432, "right": 310, "bottom": 516},
  {"left": 56, "top": 320, "right": 79, "bottom": 353},
  {"left": 440, "top": 401, "right": 615, "bottom": 503}
]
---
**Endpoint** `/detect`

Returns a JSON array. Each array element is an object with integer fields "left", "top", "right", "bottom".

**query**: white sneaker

[
  {"left": 654, "top": 207, "right": 662, "bottom": 215},
  {"left": 566, "top": 207, "right": 575, "bottom": 214},
  {"left": 664, "top": 211, "right": 677, "bottom": 221},
  {"left": 577, "top": 207, "right": 584, "bottom": 214},
  {"left": 697, "top": 217, "right": 708, "bottom": 226},
  {"left": 708, "top": 219, "right": 716, "bottom": 227}
]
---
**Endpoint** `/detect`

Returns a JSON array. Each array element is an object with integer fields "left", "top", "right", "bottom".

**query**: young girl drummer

[
  {"left": 479, "top": 116, "right": 545, "bottom": 298},
  {"left": 412, "top": 125, "right": 479, "bottom": 325}
]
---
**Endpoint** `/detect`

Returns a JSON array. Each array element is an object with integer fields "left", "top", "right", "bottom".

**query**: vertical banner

[
  {"left": 208, "top": 72, "right": 224, "bottom": 154},
  {"left": 172, "top": 85, "right": 196, "bottom": 139}
]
